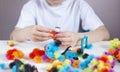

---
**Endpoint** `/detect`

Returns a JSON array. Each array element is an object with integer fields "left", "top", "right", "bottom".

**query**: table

[{"left": 0, "top": 40, "right": 120, "bottom": 72}]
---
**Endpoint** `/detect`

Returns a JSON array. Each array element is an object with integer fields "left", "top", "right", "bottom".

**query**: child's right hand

[
  {"left": 26, "top": 25, "right": 53, "bottom": 42},
  {"left": 10, "top": 25, "right": 53, "bottom": 42}
]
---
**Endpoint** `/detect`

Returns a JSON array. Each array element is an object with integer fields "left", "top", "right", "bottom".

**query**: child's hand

[
  {"left": 25, "top": 25, "right": 53, "bottom": 42},
  {"left": 55, "top": 32, "right": 80, "bottom": 48}
]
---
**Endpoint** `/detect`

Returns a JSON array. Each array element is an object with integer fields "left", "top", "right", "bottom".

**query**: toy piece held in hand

[
  {"left": 9, "top": 59, "right": 38, "bottom": 72},
  {"left": 50, "top": 27, "right": 61, "bottom": 40},
  {"left": 6, "top": 48, "right": 24, "bottom": 60},
  {"left": 8, "top": 40, "right": 14, "bottom": 47}
]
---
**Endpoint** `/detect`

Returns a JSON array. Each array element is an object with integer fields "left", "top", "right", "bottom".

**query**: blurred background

[{"left": 0, "top": 0, "right": 120, "bottom": 40}]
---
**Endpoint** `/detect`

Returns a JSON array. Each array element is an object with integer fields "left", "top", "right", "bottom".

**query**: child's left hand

[{"left": 55, "top": 32, "right": 80, "bottom": 48}]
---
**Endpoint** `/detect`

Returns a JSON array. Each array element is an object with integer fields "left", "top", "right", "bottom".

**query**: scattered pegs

[
  {"left": 50, "top": 30, "right": 56, "bottom": 40},
  {"left": 6, "top": 48, "right": 24, "bottom": 60},
  {"left": 81, "top": 36, "right": 92, "bottom": 50},
  {"left": 109, "top": 38, "right": 119, "bottom": 48},
  {"left": 108, "top": 38, "right": 120, "bottom": 62},
  {"left": 0, "top": 63, "right": 5, "bottom": 70},
  {"left": 29, "top": 48, "right": 45, "bottom": 63},
  {"left": 89, "top": 52, "right": 115, "bottom": 72},
  {"left": 9, "top": 59, "right": 38, "bottom": 72},
  {"left": 50, "top": 27, "right": 61, "bottom": 40},
  {"left": 8, "top": 40, "right": 14, "bottom": 47},
  {"left": 45, "top": 40, "right": 62, "bottom": 59}
]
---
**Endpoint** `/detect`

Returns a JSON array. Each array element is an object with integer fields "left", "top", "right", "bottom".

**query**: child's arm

[
  {"left": 78, "top": 25, "right": 110, "bottom": 43},
  {"left": 10, "top": 25, "right": 53, "bottom": 42},
  {"left": 56, "top": 25, "right": 110, "bottom": 48}
]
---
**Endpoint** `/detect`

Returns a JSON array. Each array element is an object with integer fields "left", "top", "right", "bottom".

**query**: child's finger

[
  {"left": 60, "top": 45, "right": 70, "bottom": 49},
  {"left": 56, "top": 32, "right": 72, "bottom": 39},
  {"left": 32, "top": 36, "right": 52, "bottom": 42},
  {"left": 55, "top": 32, "right": 68, "bottom": 37},
  {"left": 56, "top": 37, "right": 72, "bottom": 42},
  {"left": 61, "top": 41, "right": 72, "bottom": 46},
  {"left": 36, "top": 25, "right": 51, "bottom": 32},
  {"left": 33, "top": 31, "right": 53, "bottom": 37}
]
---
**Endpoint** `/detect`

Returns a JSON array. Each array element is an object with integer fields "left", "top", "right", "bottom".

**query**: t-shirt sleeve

[
  {"left": 16, "top": 1, "right": 36, "bottom": 28},
  {"left": 80, "top": 0, "right": 104, "bottom": 31}
]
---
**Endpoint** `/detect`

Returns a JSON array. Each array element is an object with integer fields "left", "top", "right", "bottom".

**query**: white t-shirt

[{"left": 16, "top": 0, "right": 104, "bottom": 32}]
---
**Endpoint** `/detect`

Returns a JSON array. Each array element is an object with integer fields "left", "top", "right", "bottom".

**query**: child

[{"left": 10, "top": 0, "right": 110, "bottom": 47}]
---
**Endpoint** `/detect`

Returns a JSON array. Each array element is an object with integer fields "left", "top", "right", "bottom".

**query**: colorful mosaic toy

[
  {"left": 108, "top": 38, "right": 120, "bottom": 62},
  {"left": 45, "top": 37, "right": 119, "bottom": 72},
  {"left": 6, "top": 37, "right": 120, "bottom": 72},
  {"left": 6, "top": 48, "right": 24, "bottom": 60}
]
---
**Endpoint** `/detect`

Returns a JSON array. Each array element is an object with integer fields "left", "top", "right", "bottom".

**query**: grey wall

[
  {"left": 0, "top": 0, "right": 28, "bottom": 40},
  {"left": 0, "top": 0, "right": 120, "bottom": 40},
  {"left": 87, "top": 0, "right": 120, "bottom": 39}
]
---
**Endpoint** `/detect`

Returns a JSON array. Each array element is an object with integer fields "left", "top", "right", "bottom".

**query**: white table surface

[{"left": 0, "top": 41, "right": 120, "bottom": 72}]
